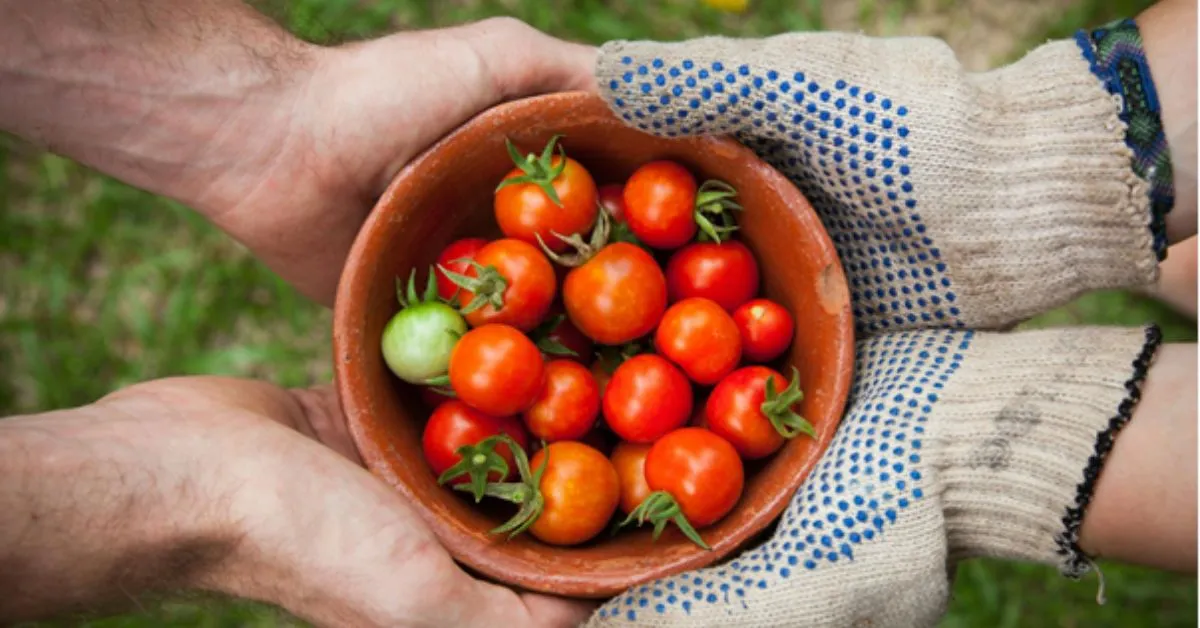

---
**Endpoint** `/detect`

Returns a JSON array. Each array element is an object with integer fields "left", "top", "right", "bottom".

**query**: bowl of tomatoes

[{"left": 333, "top": 91, "right": 854, "bottom": 598}]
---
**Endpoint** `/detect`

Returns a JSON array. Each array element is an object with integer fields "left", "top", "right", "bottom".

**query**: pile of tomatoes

[{"left": 380, "top": 136, "right": 813, "bottom": 549}]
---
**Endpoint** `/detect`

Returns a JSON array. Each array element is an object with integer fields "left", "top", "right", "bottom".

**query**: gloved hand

[
  {"left": 587, "top": 325, "right": 1159, "bottom": 627},
  {"left": 596, "top": 20, "right": 1172, "bottom": 335},
  {"left": 585, "top": 18, "right": 1174, "bottom": 628}
]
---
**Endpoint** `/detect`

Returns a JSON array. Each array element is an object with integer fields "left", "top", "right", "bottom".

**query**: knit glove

[
  {"left": 585, "top": 20, "right": 1174, "bottom": 628},
  {"left": 596, "top": 20, "right": 1174, "bottom": 335},
  {"left": 588, "top": 325, "right": 1161, "bottom": 627}
]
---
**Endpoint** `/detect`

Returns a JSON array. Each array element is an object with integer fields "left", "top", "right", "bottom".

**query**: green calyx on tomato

[
  {"left": 619, "top": 490, "right": 711, "bottom": 550},
  {"left": 593, "top": 340, "right": 645, "bottom": 374},
  {"left": 529, "top": 314, "right": 579, "bottom": 358},
  {"left": 693, "top": 180, "right": 743, "bottom": 244},
  {"left": 495, "top": 135, "right": 568, "bottom": 207},
  {"left": 452, "top": 434, "right": 550, "bottom": 539},
  {"left": 381, "top": 268, "right": 468, "bottom": 385},
  {"left": 436, "top": 436, "right": 513, "bottom": 503},
  {"left": 438, "top": 259, "right": 508, "bottom": 316},
  {"left": 536, "top": 204, "right": 611, "bottom": 267},
  {"left": 762, "top": 366, "right": 815, "bottom": 439}
]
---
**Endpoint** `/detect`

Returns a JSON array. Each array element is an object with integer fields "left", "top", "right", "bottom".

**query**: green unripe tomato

[
  {"left": 381, "top": 268, "right": 469, "bottom": 384},
  {"left": 381, "top": 301, "right": 466, "bottom": 384}
]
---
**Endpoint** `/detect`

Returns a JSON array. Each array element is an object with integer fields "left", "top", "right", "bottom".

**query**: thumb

[{"left": 456, "top": 17, "right": 599, "bottom": 99}]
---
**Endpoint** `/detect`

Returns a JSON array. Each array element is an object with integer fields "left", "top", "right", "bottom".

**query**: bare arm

[
  {"left": 1079, "top": 342, "right": 1197, "bottom": 572},
  {"left": 0, "top": 403, "right": 238, "bottom": 622},
  {"left": 0, "top": 0, "right": 313, "bottom": 221},
  {"left": 0, "top": 380, "right": 593, "bottom": 626},
  {"left": 0, "top": 1, "right": 595, "bottom": 304},
  {"left": 1140, "top": 0, "right": 1197, "bottom": 243}
]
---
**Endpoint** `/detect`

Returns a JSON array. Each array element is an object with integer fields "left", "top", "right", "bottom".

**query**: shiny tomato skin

[
  {"left": 602, "top": 354, "right": 693, "bottom": 443},
  {"left": 435, "top": 238, "right": 487, "bottom": 302},
  {"left": 706, "top": 366, "right": 790, "bottom": 459},
  {"left": 421, "top": 400, "right": 529, "bottom": 484},
  {"left": 622, "top": 161, "right": 698, "bottom": 249},
  {"left": 645, "top": 427, "right": 744, "bottom": 527},
  {"left": 523, "top": 360, "right": 601, "bottom": 442},
  {"left": 528, "top": 442, "right": 620, "bottom": 545},
  {"left": 495, "top": 156, "right": 598, "bottom": 253},
  {"left": 610, "top": 441, "right": 653, "bottom": 515},
  {"left": 449, "top": 324, "right": 545, "bottom": 416},
  {"left": 733, "top": 299, "right": 796, "bottom": 363},
  {"left": 655, "top": 297, "right": 742, "bottom": 386},
  {"left": 563, "top": 243, "right": 667, "bottom": 345},
  {"left": 597, "top": 183, "right": 627, "bottom": 222},
  {"left": 458, "top": 239, "right": 556, "bottom": 332},
  {"left": 665, "top": 241, "right": 760, "bottom": 312}
]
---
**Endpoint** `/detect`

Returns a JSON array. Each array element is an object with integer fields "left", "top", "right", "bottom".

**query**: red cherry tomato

[
  {"left": 563, "top": 242, "right": 667, "bottom": 345},
  {"left": 733, "top": 299, "right": 795, "bottom": 363},
  {"left": 602, "top": 354, "right": 692, "bottom": 443},
  {"left": 705, "top": 366, "right": 795, "bottom": 459},
  {"left": 451, "top": 238, "right": 556, "bottom": 332},
  {"left": 611, "top": 441, "right": 653, "bottom": 515},
  {"left": 422, "top": 400, "right": 529, "bottom": 484},
  {"left": 645, "top": 427, "right": 743, "bottom": 527},
  {"left": 523, "top": 360, "right": 600, "bottom": 442},
  {"left": 494, "top": 138, "right": 598, "bottom": 253},
  {"left": 655, "top": 297, "right": 742, "bottom": 386},
  {"left": 665, "top": 240, "right": 760, "bottom": 311},
  {"left": 528, "top": 442, "right": 620, "bottom": 545},
  {"left": 622, "top": 161, "right": 698, "bottom": 249},
  {"left": 435, "top": 237, "right": 487, "bottom": 302},
  {"left": 597, "top": 183, "right": 627, "bottom": 222},
  {"left": 449, "top": 324, "right": 545, "bottom": 416}
]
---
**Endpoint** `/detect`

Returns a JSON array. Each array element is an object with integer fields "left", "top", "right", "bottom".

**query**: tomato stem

[
  {"left": 495, "top": 135, "right": 567, "bottom": 207},
  {"left": 619, "top": 490, "right": 711, "bottom": 550},
  {"left": 693, "top": 180, "right": 743, "bottom": 244},
  {"left": 761, "top": 366, "right": 815, "bottom": 439},
  {"left": 438, "top": 259, "right": 508, "bottom": 315},
  {"left": 396, "top": 266, "right": 449, "bottom": 308},
  {"left": 450, "top": 434, "right": 549, "bottom": 539},
  {"left": 535, "top": 207, "right": 611, "bottom": 267},
  {"left": 529, "top": 314, "right": 579, "bottom": 358},
  {"left": 437, "top": 436, "right": 514, "bottom": 503}
]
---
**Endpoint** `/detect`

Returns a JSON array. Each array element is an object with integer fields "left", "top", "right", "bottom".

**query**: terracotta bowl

[{"left": 333, "top": 91, "right": 854, "bottom": 598}]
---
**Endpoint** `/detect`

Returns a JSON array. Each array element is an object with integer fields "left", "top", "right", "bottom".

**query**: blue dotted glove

[
  {"left": 584, "top": 26, "right": 1170, "bottom": 628},
  {"left": 587, "top": 326, "right": 1159, "bottom": 627},
  {"left": 596, "top": 30, "right": 1165, "bottom": 336}
]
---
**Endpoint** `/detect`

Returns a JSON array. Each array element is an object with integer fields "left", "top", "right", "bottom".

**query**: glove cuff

[
  {"left": 933, "top": 325, "right": 1162, "bottom": 576},
  {"left": 1076, "top": 19, "right": 1175, "bottom": 260}
]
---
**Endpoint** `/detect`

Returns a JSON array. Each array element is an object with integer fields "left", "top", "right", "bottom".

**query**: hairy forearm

[
  {"left": 0, "top": 0, "right": 317, "bottom": 218},
  {"left": 0, "top": 403, "right": 236, "bottom": 623}
]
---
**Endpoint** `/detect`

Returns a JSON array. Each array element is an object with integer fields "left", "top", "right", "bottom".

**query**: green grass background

[{"left": 2, "top": 0, "right": 1195, "bottom": 626}]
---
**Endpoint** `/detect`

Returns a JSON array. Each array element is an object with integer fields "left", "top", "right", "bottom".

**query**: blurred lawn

[{"left": 2, "top": 0, "right": 1195, "bottom": 626}]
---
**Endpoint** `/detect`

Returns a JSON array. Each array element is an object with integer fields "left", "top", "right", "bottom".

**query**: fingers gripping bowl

[{"left": 333, "top": 92, "right": 854, "bottom": 598}]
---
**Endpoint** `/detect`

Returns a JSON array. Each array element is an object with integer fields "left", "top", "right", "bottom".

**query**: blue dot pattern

[
  {"left": 608, "top": 56, "right": 966, "bottom": 334},
  {"left": 593, "top": 329, "right": 973, "bottom": 622}
]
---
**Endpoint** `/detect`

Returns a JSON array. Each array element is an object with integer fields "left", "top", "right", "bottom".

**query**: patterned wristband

[{"left": 1075, "top": 18, "right": 1174, "bottom": 261}]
